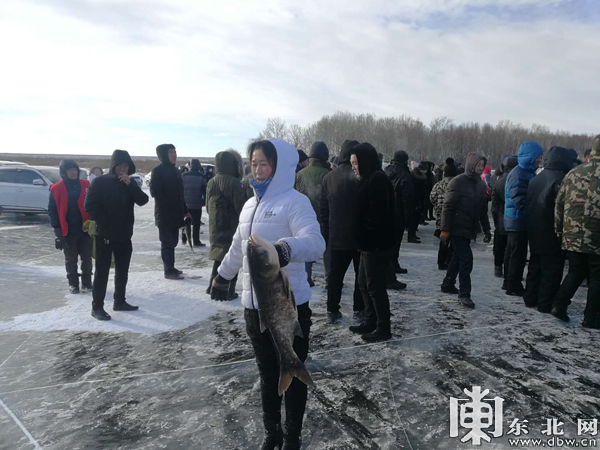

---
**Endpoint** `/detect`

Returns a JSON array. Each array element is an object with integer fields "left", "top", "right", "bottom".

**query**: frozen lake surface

[{"left": 0, "top": 189, "right": 598, "bottom": 449}]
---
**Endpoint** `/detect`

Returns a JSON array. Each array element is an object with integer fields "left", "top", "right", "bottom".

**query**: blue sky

[{"left": 0, "top": 0, "right": 598, "bottom": 157}]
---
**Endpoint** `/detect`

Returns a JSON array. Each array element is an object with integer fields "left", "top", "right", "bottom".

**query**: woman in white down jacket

[{"left": 211, "top": 138, "right": 325, "bottom": 449}]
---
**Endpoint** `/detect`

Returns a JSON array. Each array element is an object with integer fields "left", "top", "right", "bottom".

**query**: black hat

[
  {"left": 309, "top": 141, "right": 329, "bottom": 162},
  {"left": 297, "top": 149, "right": 308, "bottom": 163},
  {"left": 59, "top": 159, "right": 80, "bottom": 180},
  {"left": 392, "top": 150, "right": 409, "bottom": 164}
]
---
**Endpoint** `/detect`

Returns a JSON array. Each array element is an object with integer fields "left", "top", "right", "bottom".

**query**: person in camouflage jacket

[
  {"left": 430, "top": 159, "right": 458, "bottom": 270},
  {"left": 551, "top": 136, "right": 600, "bottom": 329}
]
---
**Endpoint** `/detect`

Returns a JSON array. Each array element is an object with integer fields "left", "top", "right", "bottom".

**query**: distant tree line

[{"left": 255, "top": 112, "right": 594, "bottom": 166}]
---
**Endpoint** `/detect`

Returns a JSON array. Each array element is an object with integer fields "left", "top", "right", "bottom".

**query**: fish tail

[{"left": 278, "top": 361, "right": 314, "bottom": 396}]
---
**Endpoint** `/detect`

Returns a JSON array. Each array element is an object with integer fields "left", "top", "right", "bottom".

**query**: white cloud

[{"left": 0, "top": 0, "right": 598, "bottom": 156}]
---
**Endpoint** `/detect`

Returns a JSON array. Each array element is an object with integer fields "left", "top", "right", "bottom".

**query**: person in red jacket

[{"left": 48, "top": 160, "right": 92, "bottom": 294}]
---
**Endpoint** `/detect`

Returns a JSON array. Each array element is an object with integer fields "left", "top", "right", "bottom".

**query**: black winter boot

[
  {"left": 113, "top": 301, "right": 139, "bottom": 311},
  {"left": 91, "top": 308, "right": 111, "bottom": 321},
  {"left": 441, "top": 285, "right": 459, "bottom": 294},
  {"left": 494, "top": 266, "right": 503, "bottom": 278},
  {"left": 582, "top": 314, "right": 600, "bottom": 330},
  {"left": 349, "top": 321, "right": 376, "bottom": 334},
  {"left": 361, "top": 323, "right": 392, "bottom": 342},
  {"left": 282, "top": 439, "right": 301, "bottom": 450},
  {"left": 261, "top": 419, "right": 283, "bottom": 450}
]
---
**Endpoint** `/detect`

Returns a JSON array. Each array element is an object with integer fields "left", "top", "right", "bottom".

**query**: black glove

[
  {"left": 55, "top": 237, "right": 68, "bottom": 250},
  {"left": 211, "top": 274, "right": 230, "bottom": 301},
  {"left": 274, "top": 240, "right": 291, "bottom": 268},
  {"left": 483, "top": 231, "right": 492, "bottom": 244}
]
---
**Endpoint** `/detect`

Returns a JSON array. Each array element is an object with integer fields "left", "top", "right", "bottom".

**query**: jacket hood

[
  {"left": 190, "top": 159, "right": 201, "bottom": 171},
  {"left": 505, "top": 156, "right": 518, "bottom": 172},
  {"left": 352, "top": 143, "right": 381, "bottom": 180},
  {"left": 262, "top": 138, "right": 298, "bottom": 199},
  {"left": 215, "top": 151, "right": 241, "bottom": 178},
  {"left": 465, "top": 152, "right": 486, "bottom": 175},
  {"left": 59, "top": 159, "right": 80, "bottom": 181},
  {"left": 229, "top": 149, "right": 243, "bottom": 180},
  {"left": 309, "top": 141, "right": 329, "bottom": 162},
  {"left": 156, "top": 144, "right": 175, "bottom": 165},
  {"left": 392, "top": 150, "right": 409, "bottom": 164},
  {"left": 517, "top": 141, "right": 544, "bottom": 170},
  {"left": 339, "top": 140, "right": 359, "bottom": 165},
  {"left": 110, "top": 149, "right": 136, "bottom": 175},
  {"left": 544, "top": 146, "right": 577, "bottom": 174}
]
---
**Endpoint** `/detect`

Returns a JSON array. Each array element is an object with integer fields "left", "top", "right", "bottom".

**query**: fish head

[{"left": 248, "top": 234, "right": 280, "bottom": 283}]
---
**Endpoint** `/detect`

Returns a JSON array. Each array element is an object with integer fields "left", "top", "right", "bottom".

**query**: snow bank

[{"left": 0, "top": 266, "right": 243, "bottom": 335}]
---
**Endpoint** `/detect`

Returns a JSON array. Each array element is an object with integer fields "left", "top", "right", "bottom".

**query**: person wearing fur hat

[
  {"left": 48, "top": 160, "right": 93, "bottom": 294},
  {"left": 150, "top": 143, "right": 189, "bottom": 280},
  {"left": 84, "top": 150, "right": 149, "bottom": 320}
]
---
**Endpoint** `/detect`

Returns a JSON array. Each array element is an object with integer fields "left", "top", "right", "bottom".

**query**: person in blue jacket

[{"left": 503, "top": 141, "right": 544, "bottom": 296}]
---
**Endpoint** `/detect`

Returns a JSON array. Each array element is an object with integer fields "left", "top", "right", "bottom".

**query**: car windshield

[{"left": 37, "top": 168, "right": 61, "bottom": 184}]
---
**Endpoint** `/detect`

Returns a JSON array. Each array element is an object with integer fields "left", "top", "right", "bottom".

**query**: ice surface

[{"left": 0, "top": 192, "right": 599, "bottom": 449}]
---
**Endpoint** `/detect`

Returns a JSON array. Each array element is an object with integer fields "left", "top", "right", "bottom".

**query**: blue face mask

[{"left": 249, "top": 176, "right": 273, "bottom": 200}]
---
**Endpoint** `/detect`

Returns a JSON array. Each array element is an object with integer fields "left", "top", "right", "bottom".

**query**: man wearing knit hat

[{"left": 551, "top": 135, "right": 600, "bottom": 328}]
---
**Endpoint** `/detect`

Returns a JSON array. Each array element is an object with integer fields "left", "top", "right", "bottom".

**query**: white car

[
  {"left": 0, "top": 160, "right": 27, "bottom": 166},
  {"left": 0, "top": 165, "right": 61, "bottom": 215}
]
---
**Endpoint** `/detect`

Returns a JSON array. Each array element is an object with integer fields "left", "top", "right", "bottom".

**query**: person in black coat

[
  {"left": 84, "top": 150, "right": 149, "bottom": 320},
  {"left": 491, "top": 156, "right": 518, "bottom": 279},
  {"left": 321, "top": 139, "right": 362, "bottom": 323},
  {"left": 348, "top": 143, "right": 395, "bottom": 343},
  {"left": 384, "top": 150, "right": 414, "bottom": 274},
  {"left": 440, "top": 152, "right": 492, "bottom": 308},
  {"left": 150, "top": 143, "right": 189, "bottom": 280},
  {"left": 409, "top": 162, "right": 428, "bottom": 242},
  {"left": 524, "top": 146, "right": 577, "bottom": 311},
  {"left": 182, "top": 158, "right": 208, "bottom": 247}
]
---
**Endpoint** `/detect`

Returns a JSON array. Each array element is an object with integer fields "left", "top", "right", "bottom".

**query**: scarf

[{"left": 249, "top": 176, "right": 273, "bottom": 200}]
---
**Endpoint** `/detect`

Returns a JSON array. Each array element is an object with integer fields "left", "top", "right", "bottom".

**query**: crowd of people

[{"left": 46, "top": 135, "right": 599, "bottom": 449}]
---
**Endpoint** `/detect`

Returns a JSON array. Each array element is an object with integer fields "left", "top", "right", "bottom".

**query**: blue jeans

[{"left": 443, "top": 236, "right": 473, "bottom": 297}]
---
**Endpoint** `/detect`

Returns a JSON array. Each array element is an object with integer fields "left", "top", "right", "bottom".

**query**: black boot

[
  {"left": 261, "top": 419, "right": 283, "bottom": 450},
  {"left": 349, "top": 321, "right": 376, "bottom": 334},
  {"left": 551, "top": 306, "right": 570, "bottom": 322},
  {"left": 91, "top": 308, "right": 111, "bottom": 321},
  {"left": 441, "top": 285, "right": 459, "bottom": 294},
  {"left": 113, "top": 301, "right": 139, "bottom": 311},
  {"left": 582, "top": 314, "right": 600, "bottom": 330},
  {"left": 361, "top": 323, "right": 392, "bottom": 342},
  {"left": 494, "top": 266, "right": 503, "bottom": 278}
]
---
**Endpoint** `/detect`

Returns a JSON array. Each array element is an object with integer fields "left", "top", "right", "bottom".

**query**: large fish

[{"left": 247, "top": 234, "right": 314, "bottom": 396}]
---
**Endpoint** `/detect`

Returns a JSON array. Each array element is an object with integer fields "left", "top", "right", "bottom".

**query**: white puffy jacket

[{"left": 218, "top": 139, "right": 326, "bottom": 309}]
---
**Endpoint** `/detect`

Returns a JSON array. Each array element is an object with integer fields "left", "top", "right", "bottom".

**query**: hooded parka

[
  {"left": 182, "top": 159, "right": 208, "bottom": 210},
  {"left": 441, "top": 153, "right": 491, "bottom": 240},
  {"left": 354, "top": 144, "right": 395, "bottom": 251},
  {"left": 526, "top": 147, "right": 576, "bottom": 255},
  {"left": 84, "top": 150, "right": 149, "bottom": 242},
  {"left": 150, "top": 145, "right": 186, "bottom": 228},
  {"left": 206, "top": 151, "right": 247, "bottom": 261},
  {"left": 217, "top": 139, "right": 325, "bottom": 309},
  {"left": 504, "top": 142, "right": 544, "bottom": 231}
]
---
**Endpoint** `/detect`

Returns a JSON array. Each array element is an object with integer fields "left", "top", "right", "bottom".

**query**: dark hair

[
  {"left": 584, "top": 148, "right": 592, "bottom": 159},
  {"left": 248, "top": 140, "right": 278, "bottom": 173}
]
